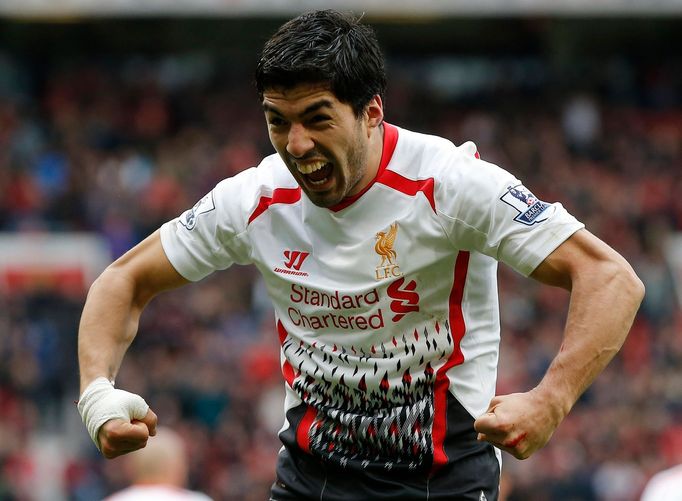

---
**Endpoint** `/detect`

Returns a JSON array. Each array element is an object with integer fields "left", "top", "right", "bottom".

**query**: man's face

[{"left": 262, "top": 83, "right": 377, "bottom": 208}]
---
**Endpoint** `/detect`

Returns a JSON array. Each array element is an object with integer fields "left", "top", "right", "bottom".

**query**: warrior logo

[
  {"left": 283, "top": 250, "right": 310, "bottom": 271},
  {"left": 275, "top": 250, "right": 310, "bottom": 277},
  {"left": 375, "top": 222, "right": 403, "bottom": 280}
]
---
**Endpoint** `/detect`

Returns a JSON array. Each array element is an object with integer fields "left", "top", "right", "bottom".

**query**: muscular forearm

[
  {"left": 76, "top": 231, "right": 184, "bottom": 456},
  {"left": 534, "top": 256, "right": 644, "bottom": 420},
  {"left": 476, "top": 238, "right": 644, "bottom": 460},
  {"left": 78, "top": 231, "right": 187, "bottom": 395},
  {"left": 78, "top": 266, "right": 147, "bottom": 393}
]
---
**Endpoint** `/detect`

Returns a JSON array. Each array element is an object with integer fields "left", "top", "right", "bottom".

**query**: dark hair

[{"left": 255, "top": 10, "right": 387, "bottom": 117}]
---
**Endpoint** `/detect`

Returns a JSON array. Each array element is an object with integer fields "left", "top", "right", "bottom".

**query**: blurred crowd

[{"left": 0, "top": 47, "right": 680, "bottom": 501}]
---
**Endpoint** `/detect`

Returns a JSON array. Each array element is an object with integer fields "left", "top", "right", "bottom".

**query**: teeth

[{"left": 294, "top": 160, "right": 327, "bottom": 175}]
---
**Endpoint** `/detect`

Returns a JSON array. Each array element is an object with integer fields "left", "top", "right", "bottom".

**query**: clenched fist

[
  {"left": 474, "top": 389, "right": 566, "bottom": 460},
  {"left": 98, "top": 410, "right": 158, "bottom": 459}
]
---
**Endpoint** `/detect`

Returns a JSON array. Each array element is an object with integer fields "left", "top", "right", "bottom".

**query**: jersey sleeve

[
  {"left": 438, "top": 147, "right": 584, "bottom": 276},
  {"left": 160, "top": 173, "right": 255, "bottom": 282}
]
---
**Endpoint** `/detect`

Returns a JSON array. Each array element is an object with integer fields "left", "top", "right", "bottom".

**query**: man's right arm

[{"left": 78, "top": 230, "right": 189, "bottom": 458}]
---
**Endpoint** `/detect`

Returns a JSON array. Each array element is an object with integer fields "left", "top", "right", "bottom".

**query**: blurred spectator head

[{"left": 123, "top": 426, "right": 190, "bottom": 487}]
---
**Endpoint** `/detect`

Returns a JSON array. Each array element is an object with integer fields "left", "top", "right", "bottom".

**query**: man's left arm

[{"left": 474, "top": 228, "right": 645, "bottom": 459}]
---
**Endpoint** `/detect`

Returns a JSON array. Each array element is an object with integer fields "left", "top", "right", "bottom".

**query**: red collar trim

[{"left": 328, "top": 122, "right": 399, "bottom": 212}]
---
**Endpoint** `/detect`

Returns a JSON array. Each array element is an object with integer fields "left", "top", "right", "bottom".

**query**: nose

[{"left": 286, "top": 123, "right": 315, "bottom": 159}]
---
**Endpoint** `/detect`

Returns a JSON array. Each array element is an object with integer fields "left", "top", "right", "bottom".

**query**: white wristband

[{"left": 77, "top": 377, "right": 149, "bottom": 451}]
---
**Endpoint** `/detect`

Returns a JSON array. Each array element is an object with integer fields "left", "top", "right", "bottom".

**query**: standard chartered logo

[
  {"left": 285, "top": 280, "right": 420, "bottom": 331},
  {"left": 387, "top": 278, "right": 420, "bottom": 322},
  {"left": 287, "top": 284, "right": 384, "bottom": 330}
]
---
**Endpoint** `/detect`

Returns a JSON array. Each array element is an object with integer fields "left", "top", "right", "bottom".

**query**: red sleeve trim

[
  {"left": 377, "top": 170, "right": 436, "bottom": 213},
  {"left": 248, "top": 187, "right": 301, "bottom": 225}
]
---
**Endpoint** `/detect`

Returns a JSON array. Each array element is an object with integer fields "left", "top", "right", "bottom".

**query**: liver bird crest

[{"left": 375, "top": 222, "right": 398, "bottom": 267}]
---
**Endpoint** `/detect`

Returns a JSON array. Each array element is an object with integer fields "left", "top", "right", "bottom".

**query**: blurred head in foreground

[
  {"left": 105, "top": 426, "right": 212, "bottom": 501},
  {"left": 125, "top": 426, "right": 188, "bottom": 486}
]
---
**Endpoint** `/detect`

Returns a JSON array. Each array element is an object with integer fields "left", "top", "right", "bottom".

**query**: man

[
  {"left": 77, "top": 10, "right": 644, "bottom": 500},
  {"left": 103, "top": 426, "right": 212, "bottom": 501}
]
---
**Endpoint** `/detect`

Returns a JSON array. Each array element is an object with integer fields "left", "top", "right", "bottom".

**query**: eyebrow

[{"left": 262, "top": 99, "right": 334, "bottom": 118}]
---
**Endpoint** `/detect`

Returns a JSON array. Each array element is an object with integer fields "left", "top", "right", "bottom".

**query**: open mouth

[{"left": 295, "top": 161, "right": 333, "bottom": 187}]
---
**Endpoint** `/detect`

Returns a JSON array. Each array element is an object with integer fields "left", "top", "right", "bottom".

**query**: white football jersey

[{"left": 160, "top": 123, "right": 583, "bottom": 473}]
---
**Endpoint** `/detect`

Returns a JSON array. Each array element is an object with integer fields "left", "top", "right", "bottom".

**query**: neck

[{"left": 365, "top": 122, "right": 385, "bottom": 183}]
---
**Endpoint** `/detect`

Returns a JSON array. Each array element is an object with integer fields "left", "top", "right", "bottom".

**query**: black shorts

[{"left": 270, "top": 444, "right": 500, "bottom": 501}]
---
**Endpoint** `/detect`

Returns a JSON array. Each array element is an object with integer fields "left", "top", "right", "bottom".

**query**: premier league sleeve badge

[{"left": 500, "top": 184, "right": 553, "bottom": 225}]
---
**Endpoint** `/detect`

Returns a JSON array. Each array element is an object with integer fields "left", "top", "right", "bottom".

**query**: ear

[{"left": 365, "top": 95, "right": 384, "bottom": 132}]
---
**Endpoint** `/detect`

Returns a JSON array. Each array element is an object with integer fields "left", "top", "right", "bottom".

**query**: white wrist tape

[{"left": 77, "top": 377, "right": 149, "bottom": 451}]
